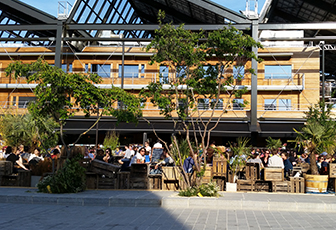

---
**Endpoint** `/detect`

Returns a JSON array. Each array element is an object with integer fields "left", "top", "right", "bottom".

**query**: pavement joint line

[{"left": 0, "top": 187, "right": 335, "bottom": 212}]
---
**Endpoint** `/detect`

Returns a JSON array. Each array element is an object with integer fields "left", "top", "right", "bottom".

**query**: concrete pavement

[{"left": 0, "top": 187, "right": 335, "bottom": 212}]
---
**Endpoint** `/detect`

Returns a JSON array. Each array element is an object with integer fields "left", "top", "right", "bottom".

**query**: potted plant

[
  {"left": 294, "top": 102, "right": 336, "bottom": 193},
  {"left": 227, "top": 137, "right": 250, "bottom": 191}
]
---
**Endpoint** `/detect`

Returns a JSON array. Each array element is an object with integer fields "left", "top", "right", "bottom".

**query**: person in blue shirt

[
  {"left": 183, "top": 152, "right": 195, "bottom": 173},
  {"left": 281, "top": 151, "right": 293, "bottom": 177}
]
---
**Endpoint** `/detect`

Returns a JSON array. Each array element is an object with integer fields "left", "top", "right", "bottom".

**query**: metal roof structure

[{"left": 260, "top": 0, "right": 336, "bottom": 76}]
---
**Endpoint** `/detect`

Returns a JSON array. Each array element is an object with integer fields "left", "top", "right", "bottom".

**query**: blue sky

[{"left": 21, "top": 0, "right": 266, "bottom": 17}]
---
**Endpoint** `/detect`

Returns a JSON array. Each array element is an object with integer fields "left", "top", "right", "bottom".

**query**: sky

[{"left": 21, "top": 0, "right": 267, "bottom": 17}]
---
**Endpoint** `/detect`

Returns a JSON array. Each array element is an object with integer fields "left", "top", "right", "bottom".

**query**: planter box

[
  {"left": 304, "top": 174, "right": 328, "bottom": 193},
  {"left": 264, "top": 167, "right": 284, "bottom": 181},
  {"left": 226, "top": 182, "right": 237, "bottom": 192}
]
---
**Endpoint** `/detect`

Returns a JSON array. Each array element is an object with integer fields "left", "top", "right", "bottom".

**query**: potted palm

[
  {"left": 227, "top": 137, "right": 250, "bottom": 191},
  {"left": 294, "top": 102, "right": 336, "bottom": 193}
]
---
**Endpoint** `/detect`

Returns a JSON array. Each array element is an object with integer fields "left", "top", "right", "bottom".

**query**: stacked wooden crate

[
  {"left": 162, "top": 166, "right": 180, "bottom": 190},
  {"left": 237, "top": 163, "right": 260, "bottom": 192},
  {"left": 130, "top": 163, "right": 149, "bottom": 189},
  {"left": 90, "top": 159, "right": 120, "bottom": 189},
  {"left": 212, "top": 157, "right": 227, "bottom": 191},
  {"left": 289, "top": 177, "right": 305, "bottom": 193}
]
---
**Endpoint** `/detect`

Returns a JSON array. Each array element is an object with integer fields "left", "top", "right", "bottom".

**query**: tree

[
  {"left": 0, "top": 113, "right": 58, "bottom": 152},
  {"left": 140, "top": 11, "right": 262, "bottom": 185},
  {"left": 294, "top": 102, "right": 336, "bottom": 175},
  {"left": 5, "top": 58, "right": 142, "bottom": 152},
  {"left": 266, "top": 137, "right": 282, "bottom": 155}
]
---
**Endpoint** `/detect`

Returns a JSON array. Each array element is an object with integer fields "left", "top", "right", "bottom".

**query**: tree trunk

[{"left": 309, "top": 152, "right": 319, "bottom": 175}]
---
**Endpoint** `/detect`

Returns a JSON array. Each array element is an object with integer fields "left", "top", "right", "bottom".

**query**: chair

[{"left": 212, "top": 157, "right": 227, "bottom": 190}]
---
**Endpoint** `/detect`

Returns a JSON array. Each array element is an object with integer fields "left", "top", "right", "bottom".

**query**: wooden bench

[
  {"left": 162, "top": 166, "right": 180, "bottom": 191},
  {"left": 1, "top": 170, "right": 31, "bottom": 187}
]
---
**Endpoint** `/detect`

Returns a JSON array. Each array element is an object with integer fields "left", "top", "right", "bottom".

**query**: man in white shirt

[
  {"left": 153, "top": 140, "right": 163, "bottom": 148},
  {"left": 124, "top": 144, "right": 134, "bottom": 159},
  {"left": 268, "top": 150, "right": 284, "bottom": 168}
]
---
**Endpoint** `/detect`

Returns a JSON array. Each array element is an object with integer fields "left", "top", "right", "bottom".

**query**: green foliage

[
  {"left": 0, "top": 113, "right": 58, "bottom": 149},
  {"left": 103, "top": 131, "right": 120, "bottom": 152},
  {"left": 170, "top": 138, "right": 191, "bottom": 166},
  {"left": 294, "top": 102, "right": 336, "bottom": 175},
  {"left": 266, "top": 137, "right": 282, "bottom": 153},
  {"left": 229, "top": 137, "right": 251, "bottom": 181},
  {"left": 37, "top": 155, "right": 86, "bottom": 193},
  {"left": 5, "top": 58, "right": 142, "bottom": 137},
  {"left": 178, "top": 182, "right": 220, "bottom": 197}
]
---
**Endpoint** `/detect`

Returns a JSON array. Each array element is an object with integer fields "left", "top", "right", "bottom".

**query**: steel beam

[
  {"left": 0, "top": 24, "right": 58, "bottom": 30},
  {"left": 66, "top": 23, "right": 252, "bottom": 31},
  {"left": 259, "top": 22, "right": 336, "bottom": 30},
  {"left": 54, "top": 20, "right": 63, "bottom": 68},
  {"left": 250, "top": 20, "right": 259, "bottom": 134}
]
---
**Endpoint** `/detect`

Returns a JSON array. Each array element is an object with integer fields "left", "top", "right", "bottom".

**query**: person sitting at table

[
  {"left": 150, "top": 149, "right": 174, "bottom": 174},
  {"left": 247, "top": 152, "right": 264, "bottom": 169},
  {"left": 129, "top": 147, "right": 146, "bottom": 165},
  {"left": 261, "top": 150, "right": 270, "bottom": 167},
  {"left": 28, "top": 147, "right": 44, "bottom": 167},
  {"left": 95, "top": 149, "right": 105, "bottom": 161},
  {"left": 281, "top": 151, "right": 293, "bottom": 177},
  {"left": 183, "top": 151, "right": 196, "bottom": 174},
  {"left": 320, "top": 154, "right": 332, "bottom": 175},
  {"left": 103, "top": 148, "right": 113, "bottom": 163},
  {"left": 268, "top": 150, "right": 284, "bottom": 168},
  {"left": 6, "top": 146, "right": 28, "bottom": 172}
]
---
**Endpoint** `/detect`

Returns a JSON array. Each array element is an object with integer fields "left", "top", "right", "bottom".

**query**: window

[
  {"left": 232, "top": 99, "right": 244, "bottom": 110},
  {"left": 18, "top": 97, "right": 35, "bottom": 108},
  {"left": 62, "top": 64, "right": 73, "bottom": 73},
  {"left": 265, "top": 65, "right": 292, "bottom": 79},
  {"left": 233, "top": 65, "right": 244, "bottom": 79},
  {"left": 97, "top": 64, "right": 110, "bottom": 78},
  {"left": 211, "top": 99, "right": 223, "bottom": 110},
  {"left": 264, "top": 99, "right": 277, "bottom": 110},
  {"left": 278, "top": 99, "right": 291, "bottom": 111},
  {"left": 12, "top": 96, "right": 17, "bottom": 107},
  {"left": 198, "top": 98, "right": 209, "bottom": 110},
  {"left": 176, "top": 66, "right": 187, "bottom": 78},
  {"left": 119, "top": 65, "right": 138, "bottom": 78},
  {"left": 159, "top": 66, "right": 169, "bottom": 83}
]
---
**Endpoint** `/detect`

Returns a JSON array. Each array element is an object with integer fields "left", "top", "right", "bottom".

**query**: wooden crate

[
  {"left": 1, "top": 175, "right": 18, "bottom": 186},
  {"left": 264, "top": 167, "right": 284, "bottom": 181},
  {"left": 18, "top": 171, "right": 31, "bottom": 187},
  {"left": 79, "top": 159, "right": 91, "bottom": 171},
  {"left": 245, "top": 163, "right": 260, "bottom": 181},
  {"left": 130, "top": 164, "right": 149, "bottom": 189},
  {"left": 201, "top": 166, "right": 212, "bottom": 184},
  {"left": 329, "top": 163, "right": 336, "bottom": 178},
  {"left": 148, "top": 174, "right": 162, "bottom": 190},
  {"left": 237, "top": 179, "right": 254, "bottom": 192},
  {"left": 116, "top": 171, "right": 130, "bottom": 189},
  {"left": 272, "top": 181, "right": 290, "bottom": 193},
  {"left": 212, "top": 157, "right": 227, "bottom": 178},
  {"left": 85, "top": 172, "right": 98, "bottom": 189},
  {"left": 90, "top": 159, "right": 120, "bottom": 178},
  {"left": 0, "top": 161, "right": 13, "bottom": 176},
  {"left": 289, "top": 177, "right": 305, "bottom": 193},
  {"left": 162, "top": 166, "right": 180, "bottom": 191},
  {"left": 254, "top": 181, "right": 271, "bottom": 192},
  {"left": 213, "top": 177, "right": 226, "bottom": 191},
  {"left": 98, "top": 176, "right": 117, "bottom": 189}
]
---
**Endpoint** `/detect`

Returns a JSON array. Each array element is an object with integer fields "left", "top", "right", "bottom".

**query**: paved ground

[
  {"left": 0, "top": 187, "right": 335, "bottom": 212},
  {"left": 1, "top": 203, "right": 336, "bottom": 230}
]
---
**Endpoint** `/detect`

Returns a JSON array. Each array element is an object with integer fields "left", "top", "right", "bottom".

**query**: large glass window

[
  {"left": 159, "top": 66, "right": 169, "bottom": 83},
  {"left": 18, "top": 97, "right": 36, "bottom": 108},
  {"left": 265, "top": 65, "right": 292, "bottom": 79},
  {"left": 95, "top": 64, "right": 110, "bottom": 78},
  {"left": 233, "top": 65, "right": 244, "bottom": 79},
  {"left": 232, "top": 99, "right": 244, "bottom": 110},
  {"left": 278, "top": 99, "right": 291, "bottom": 111},
  {"left": 119, "top": 65, "right": 138, "bottom": 78},
  {"left": 264, "top": 99, "right": 277, "bottom": 110},
  {"left": 176, "top": 66, "right": 187, "bottom": 78},
  {"left": 198, "top": 98, "right": 209, "bottom": 110},
  {"left": 211, "top": 99, "right": 223, "bottom": 110}
]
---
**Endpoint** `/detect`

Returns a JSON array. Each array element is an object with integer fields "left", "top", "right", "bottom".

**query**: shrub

[
  {"left": 178, "top": 182, "right": 220, "bottom": 197},
  {"left": 37, "top": 155, "right": 86, "bottom": 193}
]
